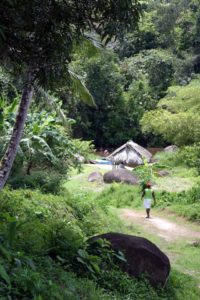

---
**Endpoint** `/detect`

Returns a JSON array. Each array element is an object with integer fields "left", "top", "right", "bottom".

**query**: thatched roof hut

[{"left": 107, "top": 141, "right": 152, "bottom": 167}]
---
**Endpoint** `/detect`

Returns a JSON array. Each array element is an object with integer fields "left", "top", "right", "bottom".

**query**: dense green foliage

[
  {"left": 0, "top": 66, "right": 95, "bottom": 190},
  {"left": 65, "top": 0, "right": 200, "bottom": 148},
  {"left": 0, "top": 98, "right": 95, "bottom": 192},
  {"left": 0, "top": 0, "right": 141, "bottom": 86},
  {"left": 157, "top": 186, "right": 200, "bottom": 222},
  {"left": 174, "top": 144, "right": 200, "bottom": 174},
  {"left": 0, "top": 0, "right": 142, "bottom": 190},
  {"left": 67, "top": 53, "right": 127, "bottom": 147},
  {"left": 141, "top": 79, "right": 200, "bottom": 146},
  {"left": 0, "top": 0, "right": 200, "bottom": 299},
  {"left": 0, "top": 188, "right": 199, "bottom": 299}
]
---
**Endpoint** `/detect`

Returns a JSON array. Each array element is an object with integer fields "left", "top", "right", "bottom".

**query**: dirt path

[
  {"left": 119, "top": 208, "right": 200, "bottom": 285},
  {"left": 120, "top": 208, "right": 200, "bottom": 242}
]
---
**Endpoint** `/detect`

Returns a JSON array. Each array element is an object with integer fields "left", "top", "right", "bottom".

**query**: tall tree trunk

[{"left": 0, "top": 71, "right": 35, "bottom": 190}]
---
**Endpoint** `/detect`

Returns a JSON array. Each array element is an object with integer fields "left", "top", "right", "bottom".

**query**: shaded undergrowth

[{"left": 0, "top": 188, "right": 199, "bottom": 299}]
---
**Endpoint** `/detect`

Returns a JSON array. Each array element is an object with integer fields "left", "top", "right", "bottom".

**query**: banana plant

[
  {"left": 0, "top": 102, "right": 68, "bottom": 175},
  {"left": 0, "top": 68, "right": 96, "bottom": 187},
  {"left": 19, "top": 111, "right": 64, "bottom": 175},
  {"left": 0, "top": 98, "right": 18, "bottom": 155}
]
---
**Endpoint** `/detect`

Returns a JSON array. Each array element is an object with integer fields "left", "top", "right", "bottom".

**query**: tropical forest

[{"left": 0, "top": 0, "right": 200, "bottom": 299}]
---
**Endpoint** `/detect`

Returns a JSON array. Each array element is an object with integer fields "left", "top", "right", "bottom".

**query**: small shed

[{"left": 107, "top": 141, "right": 152, "bottom": 167}]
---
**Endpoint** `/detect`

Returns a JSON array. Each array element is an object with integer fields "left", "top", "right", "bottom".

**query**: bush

[
  {"left": 96, "top": 270, "right": 161, "bottom": 300},
  {"left": 174, "top": 144, "right": 200, "bottom": 172},
  {"left": 0, "top": 188, "right": 115, "bottom": 299},
  {"left": 157, "top": 186, "right": 200, "bottom": 222},
  {"left": 7, "top": 171, "right": 65, "bottom": 194},
  {"left": 71, "top": 139, "right": 95, "bottom": 161},
  {"left": 0, "top": 255, "right": 114, "bottom": 300},
  {"left": 96, "top": 184, "right": 141, "bottom": 208},
  {"left": 0, "top": 189, "right": 85, "bottom": 257},
  {"left": 0, "top": 188, "right": 122, "bottom": 258},
  {"left": 141, "top": 79, "right": 200, "bottom": 146}
]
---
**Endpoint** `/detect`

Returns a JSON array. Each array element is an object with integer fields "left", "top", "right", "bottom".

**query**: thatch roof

[{"left": 107, "top": 141, "right": 152, "bottom": 166}]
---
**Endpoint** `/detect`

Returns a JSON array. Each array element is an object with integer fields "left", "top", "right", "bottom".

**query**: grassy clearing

[
  {"left": 172, "top": 241, "right": 200, "bottom": 277},
  {"left": 153, "top": 152, "right": 200, "bottom": 192},
  {"left": 63, "top": 165, "right": 200, "bottom": 292},
  {"left": 154, "top": 166, "right": 199, "bottom": 192},
  {"left": 155, "top": 175, "right": 197, "bottom": 192},
  {"left": 64, "top": 165, "right": 108, "bottom": 193},
  {"left": 63, "top": 163, "right": 200, "bottom": 223},
  {"left": 64, "top": 159, "right": 200, "bottom": 197}
]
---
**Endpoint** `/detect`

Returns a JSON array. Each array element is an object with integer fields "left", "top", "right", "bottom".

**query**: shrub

[
  {"left": 174, "top": 144, "right": 200, "bottom": 172},
  {"left": 7, "top": 171, "right": 65, "bottom": 194},
  {"left": 0, "top": 254, "right": 114, "bottom": 300},
  {"left": 0, "top": 188, "right": 123, "bottom": 258},
  {"left": 0, "top": 189, "right": 85, "bottom": 257},
  {"left": 157, "top": 186, "right": 200, "bottom": 222},
  {"left": 96, "top": 184, "right": 141, "bottom": 208},
  {"left": 74, "top": 238, "right": 126, "bottom": 280},
  {"left": 71, "top": 139, "right": 95, "bottom": 161},
  {"left": 141, "top": 79, "right": 200, "bottom": 146}
]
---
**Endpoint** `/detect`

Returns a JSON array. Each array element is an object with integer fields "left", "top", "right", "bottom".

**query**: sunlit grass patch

[
  {"left": 155, "top": 176, "right": 196, "bottom": 192},
  {"left": 63, "top": 165, "right": 108, "bottom": 193}
]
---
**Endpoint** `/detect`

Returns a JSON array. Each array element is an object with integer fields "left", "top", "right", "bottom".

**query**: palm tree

[
  {"left": 0, "top": 68, "right": 96, "bottom": 187},
  {"left": 0, "top": 0, "right": 141, "bottom": 189}
]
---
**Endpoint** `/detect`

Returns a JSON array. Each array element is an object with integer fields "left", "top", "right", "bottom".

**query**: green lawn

[
  {"left": 64, "top": 165, "right": 108, "bottom": 193},
  {"left": 64, "top": 162, "right": 200, "bottom": 194}
]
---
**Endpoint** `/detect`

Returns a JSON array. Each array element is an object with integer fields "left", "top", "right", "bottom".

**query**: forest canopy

[
  {"left": 65, "top": 0, "right": 200, "bottom": 147},
  {"left": 141, "top": 78, "right": 200, "bottom": 146}
]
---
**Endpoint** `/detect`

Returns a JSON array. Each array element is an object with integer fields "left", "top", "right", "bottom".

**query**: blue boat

[{"left": 90, "top": 159, "right": 112, "bottom": 165}]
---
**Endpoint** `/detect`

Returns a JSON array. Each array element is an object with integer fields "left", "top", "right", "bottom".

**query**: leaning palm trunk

[{"left": 0, "top": 71, "right": 35, "bottom": 190}]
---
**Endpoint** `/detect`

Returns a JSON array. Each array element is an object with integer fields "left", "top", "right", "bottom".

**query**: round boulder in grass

[
  {"left": 157, "top": 170, "right": 170, "bottom": 177},
  {"left": 88, "top": 172, "right": 103, "bottom": 182},
  {"left": 103, "top": 169, "right": 138, "bottom": 185},
  {"left": 89, "top": 232, "right": 170, "bottom": 287},
  {"left": 164, "top": 145, "right": 178, "bottom": 153}
]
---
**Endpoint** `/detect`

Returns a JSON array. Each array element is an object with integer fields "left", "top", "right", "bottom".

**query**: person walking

[{"left": 141, "top": 182, "right": 156, "bottom": 218}]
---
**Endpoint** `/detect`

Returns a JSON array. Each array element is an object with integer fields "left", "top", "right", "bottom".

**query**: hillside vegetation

[
  {"left": 0, "top": 182, "right": 200, "bottom": 299},
  {"left": 0, "top": 0, "right": 200, "bottom": 299}
]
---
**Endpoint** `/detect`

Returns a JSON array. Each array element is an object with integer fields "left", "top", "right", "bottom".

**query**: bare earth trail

[
  {"left": 120, "top": 209, "right": 200, "bottom": 242},
  {"left": 118, "top": 208, "right": 200, "bottom": 285}
]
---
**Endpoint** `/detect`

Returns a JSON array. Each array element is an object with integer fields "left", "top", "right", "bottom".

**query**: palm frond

[
  {"left": 35, "top": 86, "right": 71, "bottom": 131},
  {"left": 68, "top": 70, "right": 96, "bottom": 107},
  {"left": 83, "top": 33, "right": 104, "bottom": 54}
]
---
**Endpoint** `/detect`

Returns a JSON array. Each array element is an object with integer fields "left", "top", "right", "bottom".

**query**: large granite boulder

[
  {"left": 103, "top": 169, "right": 138, "bottom": 185},
  {"left": 89, "top": 232, "right": 170, "bottom": 287},
  {"left": 88, "top": 172, "right": 103, "bottom": 182}
]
